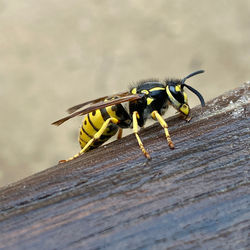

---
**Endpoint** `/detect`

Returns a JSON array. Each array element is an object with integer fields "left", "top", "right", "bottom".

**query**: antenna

[{"left": 181, "top": 70, "right": 205, "bottom": 107}]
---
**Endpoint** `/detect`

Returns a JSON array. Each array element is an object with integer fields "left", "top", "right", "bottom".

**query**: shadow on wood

[{"left": 0, "top": 83, "right": 249, "bottom": 249}]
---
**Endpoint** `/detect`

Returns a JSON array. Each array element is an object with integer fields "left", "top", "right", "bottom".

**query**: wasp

[{"left": 52, "top": 70, "right": 205, "bottom": 162}]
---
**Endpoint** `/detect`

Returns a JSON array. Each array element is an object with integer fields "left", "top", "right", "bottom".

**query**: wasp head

[{"left": 166, "top": 70, "right": 205, "bottom": 118}]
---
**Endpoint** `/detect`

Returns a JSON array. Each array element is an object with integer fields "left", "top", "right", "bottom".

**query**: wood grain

[{"left": 0, "top": 83, "right": 249, "bottom": 250}]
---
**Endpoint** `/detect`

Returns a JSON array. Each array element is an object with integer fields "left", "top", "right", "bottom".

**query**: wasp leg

[
  {"left": 61, "top": 117, "right": 120, "bottom": 163},
  {"left": 117, "top": 128, "right": 123, "bottom": 139},
  {"left": 151, "top": 110, "right": 175, "bottom": 149},
  {"left": 180, "top": 113, "right": 192, "bottom": 122},
  {"left": 185, "top": 116, "right": 192, "bottom": 122},
  {"left": 133, "top": 111, "right": 151, "bottom": 159}
]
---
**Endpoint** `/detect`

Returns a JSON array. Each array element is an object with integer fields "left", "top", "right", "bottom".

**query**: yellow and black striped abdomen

[{"left": 79, "top": 106, "right": 119, "bottom": 151}]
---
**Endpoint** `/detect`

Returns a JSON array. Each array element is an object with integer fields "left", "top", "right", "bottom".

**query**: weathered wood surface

[{"left": 0, "top": 83, "right": 249, "bottom": 250}]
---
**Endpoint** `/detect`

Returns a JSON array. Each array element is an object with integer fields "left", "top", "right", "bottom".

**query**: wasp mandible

[{"left": 52, "top": 70, "right": 205, "bottom": 162}]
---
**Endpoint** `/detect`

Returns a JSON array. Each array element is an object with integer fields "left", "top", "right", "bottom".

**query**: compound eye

[{"left": 169, "top": 85, "right": 184, "bottom": 104}]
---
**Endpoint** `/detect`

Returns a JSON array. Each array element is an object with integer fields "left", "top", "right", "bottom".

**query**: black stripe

[
  {"left": 113, "top": 104, "right": 123, "bottom": 118},
  {"left": 100, "top": 107, "right": 110, "bottom": 121},
  {"left": 81, "top": 125, "right": 93, "bottom": 139},
  {"left": 99, "top": 134, "right": 113, "bottom": 141},
  {"left": 89, "top": 145, "right": 97, "bottom": 150},
  {"left": 79, "top": 137, "right": 88, "bottom": 145},
  {"left": 87, "top": 113, "right": 98, "bottom": 132}
]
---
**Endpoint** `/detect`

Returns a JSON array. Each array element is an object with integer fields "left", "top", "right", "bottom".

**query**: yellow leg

[
  {"left": 60, "top": 117, "right": 119, "bottom": 163},
  {"left": 133, "top": 111, "right": 151, "bottom": 159},
  {"left": 117, "top": 128, "right": 123, "bottom": 139},
  {"left": 151, "top": 110, "right": 175, "bottom": 149}
]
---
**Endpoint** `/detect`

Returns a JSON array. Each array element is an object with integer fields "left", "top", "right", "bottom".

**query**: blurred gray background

[{"left": 0, "top": 0, "right": 249, "bottom": 187}]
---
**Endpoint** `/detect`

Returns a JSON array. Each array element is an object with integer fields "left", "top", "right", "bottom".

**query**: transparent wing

[
  {"left": 52, "top": 93, "right": 144, "bottom": 126},
  {"left": 67, "top": 91, "right": 130, "bottom": 114}
]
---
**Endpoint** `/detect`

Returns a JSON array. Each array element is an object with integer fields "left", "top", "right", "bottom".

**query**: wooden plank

[{"left": 0, "top": 83, "right": 249, "bottom": 250}]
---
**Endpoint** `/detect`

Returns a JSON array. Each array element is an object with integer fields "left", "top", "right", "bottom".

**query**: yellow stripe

[
  {"left": 166, "top": 86, "right": 181, "bottom": 108},
  {"left": 141, "top": 89, "right": 149, "bottom": 94},
  {"left": 149, "top": 87, "right": 165, "bottom": 92},
  {"left": 83, "top": 116, "right": 98, "bottom": 137},
  {"left": 80, "top": 127, "right": 92, "bottom": 142},
  {"left": 79, "top": 137, "right": 87, "bottom": 148},
  {"left": 88, "top": 109, "right": 105, "bottom": 130},
  {"left": 104, "top": 106, "right": 120, "bottom": 136},
  {"left": 175, "top": 85, "right": 181, "bottom": 92},
  {"left": 183, "top": 92, "right": 188, "bottom": 103},
  {"left": 106, "top": 106, "right": 117, "bottom": 119},
  {"left": 131, "top": 88, "right": 137, "bottom": 94},
  {"left": 147, "top": 97, "right": 154, "bottom": 105}
]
